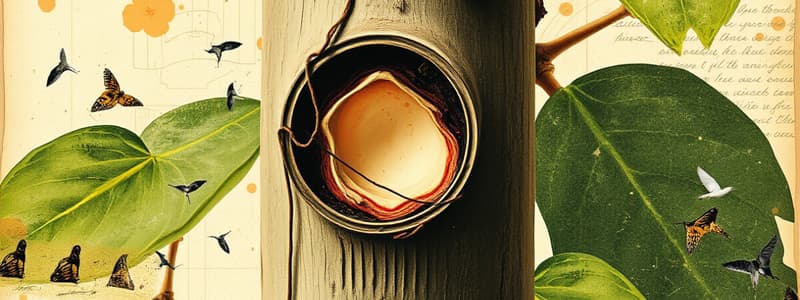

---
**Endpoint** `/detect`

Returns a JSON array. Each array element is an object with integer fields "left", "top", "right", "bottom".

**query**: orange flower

[{"left": 122, "top": 0, "right": 176, "bottom": 37}]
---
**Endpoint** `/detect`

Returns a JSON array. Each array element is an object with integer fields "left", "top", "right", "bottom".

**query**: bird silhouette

[
  {"left": 226, "top": 83, "right": 241, "bottom": 111},
  {"left": 209, "top": 231, "right": 231, "bottom": 254},
  {"left": 722, "top": 235, "right": 779, "bottom": 289},
  {"left": 697, "top": 166, "right": 733, "bottom": 199},
  {"left": 206, "top": 41, "right": 242, "bottom": 67},
  {"left": 46, "top": 48, "right": 79, "bottom": 87},
  {"left": 169, "top": 180, "right": 207, "bottom": 204},
  {"left": 155, "top": 251, "right": 181, "bottom": 270}
]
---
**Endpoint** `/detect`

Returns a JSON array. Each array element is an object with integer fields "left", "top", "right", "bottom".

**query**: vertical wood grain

[{"left": 262, "top": 1, "right": 534, "bottom": 299}]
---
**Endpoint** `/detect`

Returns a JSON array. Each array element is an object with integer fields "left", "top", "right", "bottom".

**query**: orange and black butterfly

[
  {"left": 0, "top": 239, "right": 26, "bottom": 278},
  {"left": 91, "top": 68, "right": 143, "bottom": 112},
  {"left": 50, "top": 245, "right": 80, "bottom": 283},
  {"left": 678, "top": 207, "right": 730, "bottom": 254},
  {"left": 107, "top": 254, "right": 134, "bottom": 290}
]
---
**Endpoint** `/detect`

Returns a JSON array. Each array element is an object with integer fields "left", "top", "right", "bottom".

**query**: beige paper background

[
  {"left": 0, "top": 1, "right": 262, "bottom": 299},
  {"left": 534, "top": 0, "right": 797, "bottom": 274}
]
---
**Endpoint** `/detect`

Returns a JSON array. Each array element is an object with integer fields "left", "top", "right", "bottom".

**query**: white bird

[{"left": 697, "top": 166, "right": 733, "bottom": 199}]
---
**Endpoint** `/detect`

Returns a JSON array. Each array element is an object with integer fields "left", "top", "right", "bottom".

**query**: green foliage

[
  {"left": 619, "top": 0, "right": 739, "bottom": 54},
  {"left": 535, "top": 252, "right": 645, "bottom": 300},
  {"left": 0, "top": 98, "right": 259, "bottom": 282},
  {"left": 536, "top": 64, "right": 795, "bottom": 298}
]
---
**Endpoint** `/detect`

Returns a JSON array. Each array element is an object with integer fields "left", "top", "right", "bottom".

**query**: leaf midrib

[
  {"left": 28, "top": 156, "right": 154, "bottom": 236},
  {"left": 26, "top": 105, "right": 260, "bottom": 237},
  {"left": 565, "top": 86, "right": 717, "bottom": 299},
  {"left": 155, "top": 106, "right": 259, "bottom": 158}
]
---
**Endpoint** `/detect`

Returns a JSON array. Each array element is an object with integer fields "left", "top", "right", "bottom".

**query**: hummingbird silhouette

[
  {"left": 50, "top": 245, "right": 80, "bottom": 283},
  {"left": 0, "top": 239, "right": 26, "bottom": 278},
  {"left": 209, "top": 231, "right": 231, "bottom": 254},
  {"left": 226, "top": 83, "right": 241, "bottom": 111},
  {"left": 722, "top": 235, "right": 779, "bottom": 289},
  {"left": 206, "top": 41, "right": 242, "bottom": 67},
  {"left": 169, "top": 180, "right": 207, "bottom": 204},
  {"left": 46, "top": 48, "right": 79, "bottom": 87},
  {"left": 155, "top": 251, "right": 181, "bottom": 270}
]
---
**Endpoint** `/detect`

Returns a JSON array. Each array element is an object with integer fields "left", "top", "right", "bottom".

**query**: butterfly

[
  {"left": 206, "top": 41, "right": 242, "bottom": 66},
  {"left": 226, "top": 83, "right": 241, "bottom": 111},
  {"left": 106, "top": 254, "right": 134, "bottom": 290},
  {"left": 0, "top": 239, "right": 26, "bottom": 278},
  {"left": 722, "top": 235, "right": 779, "bottom": 289},
  {"left": 155, "top": 251, "right": 181, "bottom": 270},
  {"left": 91, "top": 68, "right": 144, "bottom": 112},
  {"left": 46, "top": 48, "right": 79, "bottom": 87},
  {"left": 169, "top": 180, "right": 207, "bottom": 204},
  {"left": 697, "top": 166, "right": 733, "bottom": 199},
  {"left": 678, "top": 207, "right": 730, "bottom": 254},
  {"left": 50, "top": 245, "right": 80, "bottom": 283},
  {"left": 209, "top": 231, "right": 231, "bottom": 254}
]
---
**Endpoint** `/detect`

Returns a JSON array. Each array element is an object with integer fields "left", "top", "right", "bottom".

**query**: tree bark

[{"left": 261, "top": 1, "right": 534, "bottom": 299}]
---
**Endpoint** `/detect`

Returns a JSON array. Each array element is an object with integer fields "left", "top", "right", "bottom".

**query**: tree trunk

[{"left": 261, "top": 1, "right": 534, "bottom": 299}]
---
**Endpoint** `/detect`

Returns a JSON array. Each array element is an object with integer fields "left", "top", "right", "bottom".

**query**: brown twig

[
  {"left": 152, "top": 238, "right": 182, "bottom": 300},
  {"left": 535, "top": 5, "right": 630, "bottom": 95}
]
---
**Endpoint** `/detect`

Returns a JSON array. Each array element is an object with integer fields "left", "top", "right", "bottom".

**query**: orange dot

[
  {"left": 256, "top": 37, "right": 263, "bottom": 50},
  {"left": 771, "top": 16, "right": 786, "bottom": 31},
  {"left": 754, "top": 33, "right": 764, "bottom": 41},
  {"left": 772, "top": 207, "right": 779, "bottom": 215},
  {"left": 247, "top": 183, "right": 257, "bottom": 193},
  {"left": 559, "top": 2, "right": 573, "bottom": 16},
  {"left": 38, "top": 0, "right": 55, "bottom": 12},
  {"left": 179, "top": 4, "right": 185, "bottom": 10}
]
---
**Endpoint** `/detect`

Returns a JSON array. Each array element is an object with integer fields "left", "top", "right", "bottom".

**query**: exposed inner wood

[{"left": 322, "top": 71, "right": 457, "bottom": 218}]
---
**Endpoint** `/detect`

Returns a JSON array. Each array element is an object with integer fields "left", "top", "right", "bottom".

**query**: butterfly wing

[
  {"left": 0, "top": 252, "right": 23, "bottom": 278},
  {"left": 118, "top": 94, "right": 144, "bottom": 107},
  {"left": 697, "top": 167, "right": 722, "bottom": 192},
  {"left": 693, "top": 208, "right": 719, "bottom": 225},
  {"left": 103, "top": 68, "right": 120, "bottom": 91},
  {"left": 107, "top": 255, "right": 134, "bottom": 290},
  {"left": 684, "top": 224, "right": 705, "bottom": 254},
  {"left": 50, "top": 257, "right": 79, "bottom": 283},
  {"left": 91, "top": 89, "right": 119, "bottom": 112}
]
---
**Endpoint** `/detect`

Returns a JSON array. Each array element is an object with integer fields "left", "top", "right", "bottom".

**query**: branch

[{"left": 535, "top": 5, "right": 631, "bottom": 95}]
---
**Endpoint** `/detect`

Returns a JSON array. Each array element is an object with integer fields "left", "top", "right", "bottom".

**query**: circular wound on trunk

[{"left": 282, "top": 35, "right": 476, "bottom": 234}]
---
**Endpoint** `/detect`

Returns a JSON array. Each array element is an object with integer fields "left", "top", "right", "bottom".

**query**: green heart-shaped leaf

[
  {"left": 619, "top": 0, "right": 739, "bottom": 54},
  {"left": 535, "top": 252, "right": 645, "bottom": 300},
  {"left": 536, "top": 64, "right": 795, "bottom": 298},
  {"left": 0, "top": 98, "right": 259, "bottom": 283}
]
